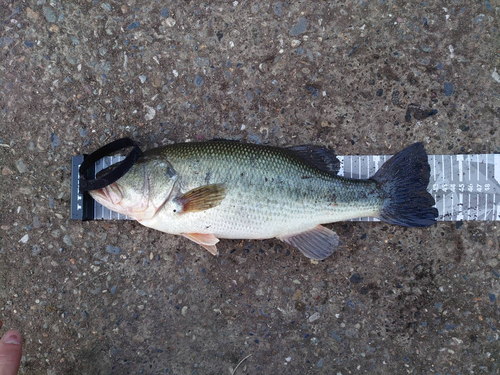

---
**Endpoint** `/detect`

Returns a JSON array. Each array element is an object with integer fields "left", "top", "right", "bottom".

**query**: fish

[{"left": 89, "top": 141, "right": 438, "bottom": 260}]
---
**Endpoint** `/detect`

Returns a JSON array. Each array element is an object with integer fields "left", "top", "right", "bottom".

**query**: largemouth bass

[{"left": 90, "top": 141, "right": 437, "bottom": 260}]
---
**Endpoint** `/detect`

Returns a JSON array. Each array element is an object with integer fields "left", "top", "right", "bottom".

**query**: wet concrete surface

[{"left": 1, "top": 1, "right": 499, "bottom": 374}]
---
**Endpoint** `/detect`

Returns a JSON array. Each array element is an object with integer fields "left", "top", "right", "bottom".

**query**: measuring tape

[
  {"left": 71, "top": 153, "right": 500, "bottom": 222},
  {"left": 338, "top": 154, "right": 500, "bottom": 222}
]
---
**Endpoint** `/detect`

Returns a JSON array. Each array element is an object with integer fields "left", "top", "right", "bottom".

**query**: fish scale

[{"left": 139, "top": 141, "right": 383, "bottom": 239}]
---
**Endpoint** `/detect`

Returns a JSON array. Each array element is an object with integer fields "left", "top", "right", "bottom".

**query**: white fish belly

[{"left": 141, "top": 192, "right": 380, "bottom": 239}]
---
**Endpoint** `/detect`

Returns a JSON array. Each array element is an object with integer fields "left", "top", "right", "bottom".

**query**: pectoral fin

[
  {"left": 175, "top": 184, "right": 226, "bottom": 213},
  {"left": 182, "top": 233, "right": 220, "bottom": 256},
  {"left": 278, "top": 225, "right": 341, "bottom": 260}
]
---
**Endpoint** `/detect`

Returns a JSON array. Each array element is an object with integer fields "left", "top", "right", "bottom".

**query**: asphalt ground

[{"left": 1, "top": 1, "right": 499, "bottom": 374}]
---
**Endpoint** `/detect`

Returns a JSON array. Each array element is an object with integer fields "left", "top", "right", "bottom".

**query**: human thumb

[{"left": 0, "top": 330, "right": 22, "bottom": 375}]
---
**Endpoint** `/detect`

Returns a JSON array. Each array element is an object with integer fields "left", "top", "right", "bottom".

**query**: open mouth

[{"left": 92, "top": 184, "right": 122, "bottom": 205}]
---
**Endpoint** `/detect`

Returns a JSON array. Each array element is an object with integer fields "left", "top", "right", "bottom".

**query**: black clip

[{"left": 79, "top": 138, "right": 142, "bottom": 194}]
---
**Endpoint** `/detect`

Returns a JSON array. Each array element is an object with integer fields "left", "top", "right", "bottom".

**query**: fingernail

[{"left": 4, "top": 334, "right": 21, "bottom": 345}]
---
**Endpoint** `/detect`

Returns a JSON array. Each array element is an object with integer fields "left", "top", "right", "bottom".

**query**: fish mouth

[
  {"left": 91, "top": 184, "right": 122, "bottom": 205},
  {"left": 91, "top": 187, "right": 108, "bottom": 202}
]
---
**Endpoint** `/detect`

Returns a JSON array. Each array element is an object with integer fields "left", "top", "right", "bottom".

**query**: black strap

[{"left": 79, "top": 138, "right": 142, "bottom": 193}]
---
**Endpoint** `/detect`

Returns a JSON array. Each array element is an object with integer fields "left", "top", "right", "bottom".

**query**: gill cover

[{"left": 90, "top": 156, "right": 178, "bottom": 221}]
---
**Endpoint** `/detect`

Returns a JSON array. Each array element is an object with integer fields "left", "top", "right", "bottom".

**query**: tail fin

[{"left": 372, "top": 143, "right": 438, "bottom": 227}]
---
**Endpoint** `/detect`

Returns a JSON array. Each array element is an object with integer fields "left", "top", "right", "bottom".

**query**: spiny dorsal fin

[
  {"left": 176, "top": 184, "right": 226, "bottom": 213},
  {"left": 287, "top": 145, "right": 340, "bottom": 175}
]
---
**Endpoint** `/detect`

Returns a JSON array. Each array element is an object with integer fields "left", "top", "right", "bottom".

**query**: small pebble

[
  {"left": 181, "top": 306, "right": 188, "bottom": 316},
  {"left": 195, "top": 57, "right": 210, "bottom": 67},
  {"left": 127, "top": 21, "right": 140, "bottom": 30},
  {"left": 194, "top": 74, "right": 204, "bottom": 87},
  {"left": 0, "top": 38, "right": 14, "bottom": 47},
  {"left": 487, "top": 259, "right": 498, "bottom": 267},
  {"left": 307, "top": 49, "right": 314, "bottom": 61},
  {"left": 474, "top": 14, "right": 485, "bottom": 23},
  {"left": 492, "top": 69, "right": 500, "bottom": 83},
  {"left": 32, "top": 216, "right": 42, "bottom": 229},
  {"left": 19, "top": 234, "right": 29, "bottom": 243},
  {"left": 139, "top": 75, "right": 147, "bottom": 83},
  {"left": 160, "top": 7, "right": 169, "bottom": 18},
  {"left": 16, "top": 159, "right": 27, "bottom": 174},
  {"left": 350, "top": 273, "right": 364, "bottom": 284},
  {"left": 26, "top": 7, "right": 39, "bottom": 20},
  {"left": 331, "top": 331, "right": 342, "bottom": 341},
  {"left": 274, "top": 2, "right": 283, "bottom": 17},
  {"left": 32, "top": 245, "right": 42, "bottom": 256},
  {"left": 164, "top": 17, "right": 176, "bottom": 27},
  {"left": 50, "top": 133, "right": 61, "bottom": 149},
  {"left": 290, "top": 17, "right": 308, "bottom": 36},
  {"left": 43, "top": 6, "right": 56, "bottom": 23},
  {"left": 144, "top": 105, "right": 156, "bottom": 121},
  {"left": 444, "top": 82, "right": 454, "bottom": 96},
  {"left": 2, "top": 166, "right": 14, "bottom": 175},
  {"left": 308, "top": 312, "right": 320, "bottom": 322},
  {"left": 106, "top": 245, "right": 121, "bottom": 255},
  {"left": 63, "top": 235, "right": 72, "bottom": 247}
]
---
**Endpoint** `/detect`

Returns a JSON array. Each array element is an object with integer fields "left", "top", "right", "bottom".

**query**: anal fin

[
  {"left": 182, "top": 233, "right": 220, "bottom": 256},
  {"left": 278, "top": 225, "right": 341, "bottom": 260}
]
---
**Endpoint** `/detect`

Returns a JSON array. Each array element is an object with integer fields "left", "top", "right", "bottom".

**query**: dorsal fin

[{"left": 287, "top": 145, "right": 340, "bottom": 174}]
